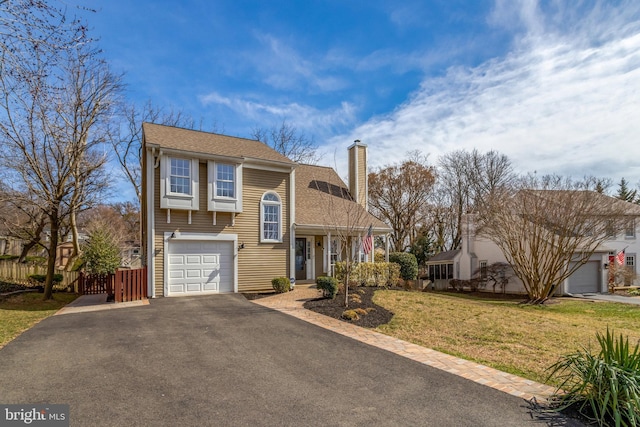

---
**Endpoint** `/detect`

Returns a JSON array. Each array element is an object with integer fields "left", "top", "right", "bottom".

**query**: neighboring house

[
  {"left": 141, "top": 123, "right": 391, "bottom": 297},
  {"left": 427, "top": 192, "right": 640, "bottom": 295}
]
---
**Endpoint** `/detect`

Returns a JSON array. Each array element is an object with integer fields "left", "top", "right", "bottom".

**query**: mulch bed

[{"left": 304, "top": 286, "right": 395, "bottom": 328}]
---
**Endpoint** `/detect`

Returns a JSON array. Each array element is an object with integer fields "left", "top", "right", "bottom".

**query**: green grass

[
  {"left": 373, "top": 290, "right": 640, "bottom": 385},
  {"left": 0, "top": 292, "right": 78, "bottom": 348}
]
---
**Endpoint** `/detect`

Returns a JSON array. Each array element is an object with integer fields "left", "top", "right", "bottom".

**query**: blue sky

[{"left": 81, "top": 0, "right": 640, "bottom": 200}]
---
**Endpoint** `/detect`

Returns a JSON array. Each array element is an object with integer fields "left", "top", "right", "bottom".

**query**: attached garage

[
  {"left": 566, "top": 261, "right": 600, "bottom": 294},
  {"left": 165, "top": 236, "right": 236, "bottom": 296}
]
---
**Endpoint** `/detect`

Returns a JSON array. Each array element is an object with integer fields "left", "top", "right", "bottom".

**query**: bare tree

[
  {"left": 110, "top": 102, "right": 202, "bottom": 203},
  {"left": 368, "top": 151, "right": 435, "bottom": 252},
  {"left": 309, "top": 166, "right": 373, "bottom": 307},
  {"left": 0, "top": 186, "right": 47, "bottom": 261},
  {"left": 251, "top": 121, "right": 318, "bottom": 164},
  {"left": 476, "top": 174, "right": 631, "bottom": 304},
  {"left": 0, "top": 4, "right": 120, "bottom": 298},
  {"left": 435, "top": 149, "right": 514, "bottom": 250}
]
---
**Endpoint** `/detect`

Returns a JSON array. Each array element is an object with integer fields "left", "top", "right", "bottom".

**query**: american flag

[
  {"left": 616, "top": 249, "right": 626, "bottom": 266},
  {"left": 362, "top": 225, "right": 373, "bottom": 255}
]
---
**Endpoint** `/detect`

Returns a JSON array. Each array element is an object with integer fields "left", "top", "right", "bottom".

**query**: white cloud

[
  {"left": 244, "top": 33, "right": 348, "bottom": 93},
  {"left": 200, "top": 92, "right": 357, "bottom": 135},
  {"left": 322, "top": 0, "right": 640, "bottom": 187}
]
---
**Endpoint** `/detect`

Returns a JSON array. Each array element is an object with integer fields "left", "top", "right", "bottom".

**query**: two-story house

[
  {"left": 427, "top": 191, "right": 640, "bottom": 294},
  {"left": 141, "top": 123, "right": 390, "bottom": 297}
]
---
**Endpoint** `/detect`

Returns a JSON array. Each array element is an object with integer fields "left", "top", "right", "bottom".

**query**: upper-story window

[
  {"left": 216, "top": 163, "right": 235, "bottom": 198},
  {"left": 625, "top": 218, "right": 636, "bottom": 239},
  {"left": 261, "top": 192, "right": 282, "bottom": 243},
  {"left": 170, "top": 158, "right": 192, "bottom": 195},
  {"left": 160, "top": 156, "right": 199, "bottom": 210},
  {"left": 207, "top": 161, "right": 242, "bottom": 213}
]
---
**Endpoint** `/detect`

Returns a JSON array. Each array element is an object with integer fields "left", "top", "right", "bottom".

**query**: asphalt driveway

[{"left": 0, "top": 295, "right": 581, "bottom": 426}]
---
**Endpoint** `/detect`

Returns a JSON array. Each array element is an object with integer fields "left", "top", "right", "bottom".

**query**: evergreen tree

[{"left": 616, "top": 178, "right": 638, "bottom": 203}]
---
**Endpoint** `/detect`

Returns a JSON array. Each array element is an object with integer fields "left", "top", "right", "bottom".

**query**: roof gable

[
  {"left": 142, "top": 123, "right": 295, "bottom": 165},
  {"left": 295, "top": 164, "right": 389, "bottom": 231}
]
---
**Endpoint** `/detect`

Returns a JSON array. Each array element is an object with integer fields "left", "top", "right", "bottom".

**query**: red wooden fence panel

[
  {"left": 78, "top": 273, "right": 114, "bottom": 295},
  {"left": 114, "top": 267, "right": 147, "bottom": 302},
  {"left": 79, "top": 268, "right": 147, "bottom": 302}
]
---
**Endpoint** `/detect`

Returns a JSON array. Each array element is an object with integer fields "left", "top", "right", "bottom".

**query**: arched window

[{"left": 260, "top": 192, "right": 282, "bottom": 242}]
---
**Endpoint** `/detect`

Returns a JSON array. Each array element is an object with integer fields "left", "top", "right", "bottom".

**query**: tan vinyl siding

[{"left": 152, "top": 161, "right": 290, "bottom": 295}]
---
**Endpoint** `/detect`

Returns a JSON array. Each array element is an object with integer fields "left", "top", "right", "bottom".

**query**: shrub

[
  {"left": 316, "top": 276, "right": 338, "bottom": 299},
  {"left": 628, "top": 288, "right": 640, "bottom": 296},
  {"left": 341, "top": 309, "right": 359, "bottom": 321},
  {"left": 547, "top": 328, "right": 640, "bottom": 426},
  {"left": 389, "top": 252, "right": 418, "bottom": 281},
  {"left": 334, "top": 262, "right": 401, "bottom": 287},
  {"left": 27, "top": 274, "right": 63, "bottom": 284},
  {"left": 271, "top": 277, "right": 291, "bottom": 293},
  {"left": 0, "top": 255, "right": 19, "bottom": 261}
]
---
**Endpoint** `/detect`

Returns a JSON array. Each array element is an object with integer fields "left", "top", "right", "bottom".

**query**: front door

[{"left": 295, "top": 238, "right": 306, "bottom": 281}]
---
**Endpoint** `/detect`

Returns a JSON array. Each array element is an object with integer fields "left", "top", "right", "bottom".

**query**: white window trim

[
  {"left": 160, "top": 156, "right": 199, "bottom": 210},
  {"left": 625, "top": 218, "right": 636, "bottom": 239},
  {"left": 207, "top": 160, "right": 242, "bottom": 213},
  {"left": 168, "top": 157, "right": 192, "bottom": 196},
  {"left": 214, "top": 162, "right": 236, "bottom": 199},
  {"left": 260, "top": 191, "right": 282, "bottom": 243}
]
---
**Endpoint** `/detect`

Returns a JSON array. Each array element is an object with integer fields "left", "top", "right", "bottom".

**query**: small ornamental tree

[{"left": 82, "top": 228, "right": 121, "bottom": 275}]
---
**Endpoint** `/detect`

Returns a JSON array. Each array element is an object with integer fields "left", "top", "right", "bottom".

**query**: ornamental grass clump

[{"left": 547, "top": 328, "right": 640, "bottom": 427}]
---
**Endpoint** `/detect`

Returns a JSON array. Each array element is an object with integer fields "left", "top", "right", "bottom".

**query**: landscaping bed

[{"left": 304, "top": 286, "right": 394, "bottom": 328}]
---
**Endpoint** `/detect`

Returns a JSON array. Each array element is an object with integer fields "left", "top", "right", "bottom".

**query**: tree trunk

[
  {"left": 65, "top": 208, "right": 81, "bottom": 271},
  {"left": 43, "top": 211, "right": 59, "bottom": 300}
]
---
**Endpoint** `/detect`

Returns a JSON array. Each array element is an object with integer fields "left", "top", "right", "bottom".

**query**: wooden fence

[
  {"left": 79, "top": 267, "right": 147, "bottom": 302},
  {"left": 0, "top": 261, "right": 79, "bottom": 290}
]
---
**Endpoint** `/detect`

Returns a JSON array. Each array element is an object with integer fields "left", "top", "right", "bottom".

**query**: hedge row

[{"left": 333, "top": 262, "right": 401, "bottom": 287}]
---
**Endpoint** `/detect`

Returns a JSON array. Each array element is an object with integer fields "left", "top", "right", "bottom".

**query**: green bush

[
  {"left": 333, "top": 262, "right": 401, "bottom": 287},
  {"left": 0, "top": 255, "right": 19, "bottom": 261},
  {"left": 389, "top": 252, "right": 418, "bottom": 281},
  {"left": 271, "top": 277, "right": 291, "bottom": 293},
  {"left": 316, "top": 276, "right": 338, "bottom": 298},
  {"left": 27, "top": 274, "right": 63, "bottom": 284},
  {"left": 628, "top": 288, "right": 640, "bottom": 296},
  {"left": 547, "top": 328, "right": 640, "bottom": 426}
]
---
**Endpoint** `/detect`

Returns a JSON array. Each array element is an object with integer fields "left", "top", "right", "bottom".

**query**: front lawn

[
  {"left": 0, "top": 292, "right": 78, "bottom": 349},
  {"left": 373, "top": 290, "right": 640, "bottom": 385}
]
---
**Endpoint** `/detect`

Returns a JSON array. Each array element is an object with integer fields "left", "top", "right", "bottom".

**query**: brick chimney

[{"left": 348, "top": 140, "right": 368, "bottom": 210}]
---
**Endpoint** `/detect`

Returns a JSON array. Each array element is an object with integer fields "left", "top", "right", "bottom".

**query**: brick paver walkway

[{"left": 253, "top": 285, "right": 557, "bottom": 402}]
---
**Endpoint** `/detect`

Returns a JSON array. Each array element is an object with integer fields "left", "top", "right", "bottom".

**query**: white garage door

[
  {"left": 167, "top": 241, "right": 234, "bottom": 295},
  {"left": 567, "top": 261, "right": 600, "bottom": 294}
]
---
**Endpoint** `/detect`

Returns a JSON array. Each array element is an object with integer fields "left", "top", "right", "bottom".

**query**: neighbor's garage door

[
  {"left": 167, "top": 241, "right": 234, "bottom": 295},
  {"left": 567, "top": 261, "right": 600, "bottom": 294}
]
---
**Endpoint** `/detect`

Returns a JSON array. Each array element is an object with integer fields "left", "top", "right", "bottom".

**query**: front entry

[{"left": 295, "top": 238, "right": 306, "bottom": 281}]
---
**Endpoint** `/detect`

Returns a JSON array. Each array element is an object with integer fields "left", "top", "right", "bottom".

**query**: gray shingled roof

[
  {"left": 427, "top": 250, "right": 461, "bottom": 263},
  {"left": 142, "top": 123, "right": 295, "bottom": 165},
  {"left": 295, "top": 164, "right": 390, "bottom": 232}
]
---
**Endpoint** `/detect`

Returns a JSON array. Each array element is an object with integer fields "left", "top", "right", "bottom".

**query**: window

[
  {"left": 261, "top": 192, "right": 282, "bottom": 242},
  {"left": 626, "top": 255, "right": 636, "bottom": 268},
  {"left": 161, "top": 156, "right": 199, "bottom": 210},
  {"left": 479, "top": 260, "right": 488, "bottom": 280},
  {"left": 207, "top": 161, "right": 242, "bottom": 213},
  {"left": 429, "top": 263, "right": 453, "bottom": 280},
  {"left": 625, "top": 219, "right": 636, "bottom": 239},
  {"left": 170, "top": 158, "right": 191, "bottom": 195},
  {"left": 216, "top": 163, "right": 235, "bottom": 198}
]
